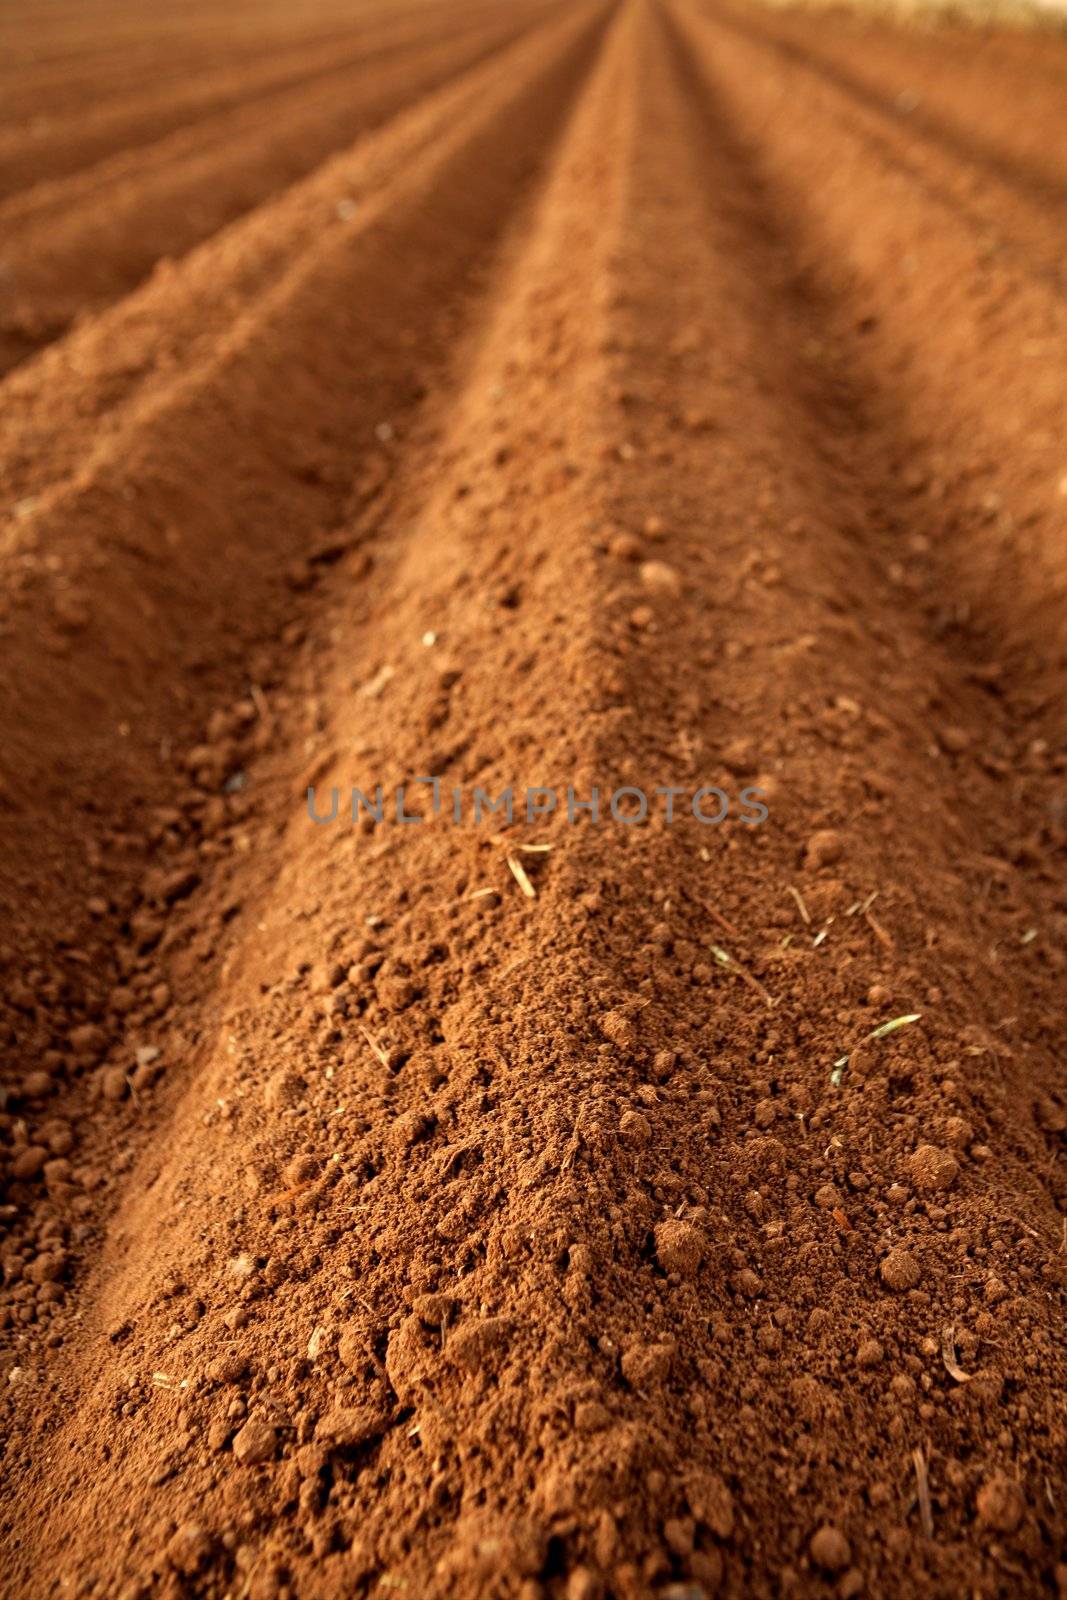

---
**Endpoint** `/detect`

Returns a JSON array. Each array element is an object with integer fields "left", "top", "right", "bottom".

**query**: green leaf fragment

[
  {"left": 830, "top": 1013, "right": 922, "bottom": 1087},
  {"left": 867, "top": 1013, "right": 922, "bottom": 1042}
]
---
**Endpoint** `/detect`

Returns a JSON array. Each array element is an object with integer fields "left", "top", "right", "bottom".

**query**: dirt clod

[
  {"left": 9, "top": 1147, "right": 48, "bottom": 1181},
  {"left": 314, "top": 1406, "right": 387, "bottom": 1449},
  {"left": 809, "top": 1524, "right": 851, "bottom": 1572},
  {"left": 907, "top": 1144, "right": 960, "bottom": 1192},
  {"left": 654, "top": 1219, "right": 706, "bottom": 1278},
  {"left": 231, "top": 1417, "right": 277, "bottom": 1466},
  {"left": 165, "top": 1523, "right": 214, "bottom": 1575},
  {"left": 880, "top": 1246, "right": 922, "bottom": 1292},
  {"left": 975, "top": 1472, "right": 1026, "bottom": 1534},
  {"left": 855, "top": 1338, "right": 884, "bottom": 1369},
  {"left": 804, "top": 830, "right": 843, "bottom": 869},
  {"left": 599, "top": 1010, "right": 636, "bottom": 1050}
]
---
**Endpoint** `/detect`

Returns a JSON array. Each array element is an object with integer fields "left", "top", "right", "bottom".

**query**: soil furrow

[
  {"left": 0, "top": 0, "right": 409, "bottom": 72},
  {"left": 701, "top": 0, "right": 1067, "bottom": 293},
  {"left": 0, "top": 0, "right": 612, "bottom": 924},
  {"left": 0, "top": 8, "right": 401, "bottom": 113},
  {"left": 0, "top": 2, "right": 1063, "bottom": 1597},
  {"left": 0, "top": 4, "right": 634, "bottom": 1589},
  {"left": 675, "top": 0, "right": 1067, "bottom": 675},
  {"left": 0, "top": 5, "right": 562, "bottom": 378},
  {"left": 0, "top": 0, "right": 543, "bottom": 195},
  {"left": 576, "top": 6, "right": 1066, "bottom": 1587},
  {"left": 721, "top": 1, "right": 1067, "bottom": 197}
]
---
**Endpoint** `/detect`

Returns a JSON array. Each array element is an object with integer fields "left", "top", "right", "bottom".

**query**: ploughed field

[{"left": 0, "top": 0, "right": 1065, "bottom": 1595}]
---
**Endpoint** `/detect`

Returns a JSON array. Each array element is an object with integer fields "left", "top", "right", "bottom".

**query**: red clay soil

[{"left": 0, "top": 1, "right": 1065, "bottom": 1596}]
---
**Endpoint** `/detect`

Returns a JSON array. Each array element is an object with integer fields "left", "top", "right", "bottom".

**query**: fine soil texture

[{"left": 1, "top": 1, "right": 1065, "bottom": 1597}]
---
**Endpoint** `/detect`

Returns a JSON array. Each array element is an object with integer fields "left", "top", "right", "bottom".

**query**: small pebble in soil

[
  {"left": 388, "top": 1111, "right": 432, "bottom": 1149},
  {"left": 69, "top": 1024, "right": 106, "bottom": 1059},
  {"left": 47, "top": 1123, "right": 75, "bottom": 1156},
  {"left": 377, "top": 975, "right": 416, "bottom": 1013},
  {"left": 338, "top": 1327, "right": 369, "bottom": 1370},
  {"left": 732, "top": 1267, "right": 762, "bottom": 1298},
  {"left": 683, "top": 1469, "right": 734, "bottom": 1539}
]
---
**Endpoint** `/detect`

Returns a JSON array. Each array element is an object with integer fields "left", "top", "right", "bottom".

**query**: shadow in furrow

[
  {"left": 699, "top": 0, "right": 1067, "bottom": 294},
  {"left": 722, "top": 5, "right": 1067, "bottom": 220},
  {"left": 658, "top": 0, "right": 1067, "bottom": 739}
]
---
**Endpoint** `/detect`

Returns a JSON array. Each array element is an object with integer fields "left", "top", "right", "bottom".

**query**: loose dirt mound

[{"left": 0, "top": 1, "right": 1064, "bottom": 1597}]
